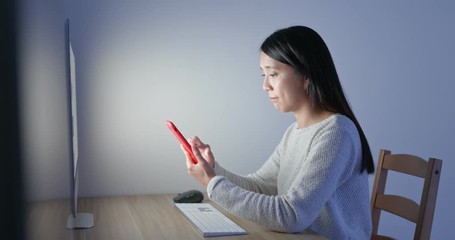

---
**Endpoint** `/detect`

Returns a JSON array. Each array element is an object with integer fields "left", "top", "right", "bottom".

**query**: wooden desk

[{"left": 26, "top": 194, "right": 325, "bottom": 240}]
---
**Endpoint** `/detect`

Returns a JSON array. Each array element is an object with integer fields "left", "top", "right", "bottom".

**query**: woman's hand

[{"left": 181, "top": 136, "right": 216, "bottom": 187}]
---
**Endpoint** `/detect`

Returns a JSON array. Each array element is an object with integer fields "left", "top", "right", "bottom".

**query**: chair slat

[
  {"left": 371, "top": 234, "right": 395, "bottom": 240},
  {"left": 375, "top": 194, "right": 420, "bottom": 222},
  {"left": 382, "top": 154, "right": 427, "bottom": 177}
]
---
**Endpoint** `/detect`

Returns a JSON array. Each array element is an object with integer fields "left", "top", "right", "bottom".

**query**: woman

[{"left": 181, "top": 26, "right": 374, "bottom": 239}]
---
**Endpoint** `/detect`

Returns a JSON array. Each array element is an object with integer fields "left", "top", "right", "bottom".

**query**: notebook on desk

[{"left": 175, "top": 203, "right": 248, "bottom": 237}]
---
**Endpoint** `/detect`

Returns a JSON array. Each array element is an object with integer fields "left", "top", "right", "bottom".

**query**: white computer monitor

[{"left": 65, "top": 19, "right": 94, "bottom": 229}]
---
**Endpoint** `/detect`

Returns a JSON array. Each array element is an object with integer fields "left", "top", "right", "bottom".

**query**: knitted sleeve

[
  {"left": 213, "top": 159, "right": 279, "bottom": 195},
  {"left": 211, "top": 123, "right": 294, "bottom": 195},
  {"left": 206, "top": 122, "right": 359, "bottom": 233}
]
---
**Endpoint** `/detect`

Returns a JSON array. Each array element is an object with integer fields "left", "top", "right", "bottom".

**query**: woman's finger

[
  {"left": 189, "top": 136, "right": 210, "bottom": 149},
  {"left": 181, "top": 145, "right": 194, "bottom": 169},
  {"left": 192, "top": 145, "right": 204, "bottom": 162}
]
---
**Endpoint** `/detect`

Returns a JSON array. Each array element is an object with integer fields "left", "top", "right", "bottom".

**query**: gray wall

[{"left": 18, "top": 1, "right": 455, "bottom": 238}]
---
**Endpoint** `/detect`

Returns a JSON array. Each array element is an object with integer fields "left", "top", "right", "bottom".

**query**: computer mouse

[{"left": 173, "top": 190, "right": 204, "bottom": 203}]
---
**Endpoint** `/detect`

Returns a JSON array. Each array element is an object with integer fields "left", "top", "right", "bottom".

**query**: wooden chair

[{"left": 370, "top": 149, "right": 442, "bottom": 240}]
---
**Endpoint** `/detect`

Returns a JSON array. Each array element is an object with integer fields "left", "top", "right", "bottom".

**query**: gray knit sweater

[{"left": 206, "top": 114, "right": 372, "bottom": 239}]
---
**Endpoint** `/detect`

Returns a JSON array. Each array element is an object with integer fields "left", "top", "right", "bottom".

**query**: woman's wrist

[{"left": 204, "top": 175, "right": 215, "bottom": 187}]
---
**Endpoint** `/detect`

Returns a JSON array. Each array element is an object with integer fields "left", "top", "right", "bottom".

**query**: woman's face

[{"left": 260, "top": 51, "right": 309, "bottom": 113}]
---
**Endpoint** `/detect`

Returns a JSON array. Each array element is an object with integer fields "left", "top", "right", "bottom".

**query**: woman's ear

[{"left": 304, "top": 77, "right": 311, "bottom": 91}]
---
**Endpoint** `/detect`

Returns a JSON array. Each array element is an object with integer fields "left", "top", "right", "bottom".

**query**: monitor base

[{"left": 67, "top": 213, "right": 94, "bottom": 229}]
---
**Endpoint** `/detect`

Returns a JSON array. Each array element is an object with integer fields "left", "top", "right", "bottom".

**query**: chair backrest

[{"left": 370, "top": 149, "right": 442, "bottom": 240}]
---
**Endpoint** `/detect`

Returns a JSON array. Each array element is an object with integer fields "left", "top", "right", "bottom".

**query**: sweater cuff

[{"left": 206, "top": 175, "right": 224, "bottom": 200}]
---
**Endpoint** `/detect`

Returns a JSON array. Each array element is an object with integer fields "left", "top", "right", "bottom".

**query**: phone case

[{"left": 165, "top": 121, "right": 198, "bottom": 164}]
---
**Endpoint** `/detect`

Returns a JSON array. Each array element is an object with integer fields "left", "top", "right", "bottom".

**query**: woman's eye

[{"left": 261, "top": 73, "right": 277, "bottom": 78}]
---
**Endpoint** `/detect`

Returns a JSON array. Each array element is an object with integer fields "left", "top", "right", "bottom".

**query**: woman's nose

[{"left": 263, "top": 77, "right": 271, "bottom": 91}]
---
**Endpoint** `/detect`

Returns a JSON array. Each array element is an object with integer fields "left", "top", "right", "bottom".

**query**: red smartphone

[{"left": 165, "top": 120, "right": 198, "bottom": 164}]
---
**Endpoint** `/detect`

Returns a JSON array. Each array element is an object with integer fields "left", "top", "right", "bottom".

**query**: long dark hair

[{"left": 261, "top": 26, "right": 374, "bottom": 173}]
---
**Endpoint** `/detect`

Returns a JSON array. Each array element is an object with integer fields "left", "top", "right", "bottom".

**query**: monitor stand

[{"left": 66, "top": 213, "right": 94, "bottom": 229}]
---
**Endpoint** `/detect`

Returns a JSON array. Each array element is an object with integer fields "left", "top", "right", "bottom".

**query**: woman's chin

[{"left": 274, "top": 105, "right": 290, "bottom": 113}]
